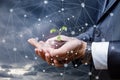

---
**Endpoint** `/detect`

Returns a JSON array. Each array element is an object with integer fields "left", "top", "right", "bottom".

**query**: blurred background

[{"left": 0, "top": 0, "right": 100, "bottom": 80}]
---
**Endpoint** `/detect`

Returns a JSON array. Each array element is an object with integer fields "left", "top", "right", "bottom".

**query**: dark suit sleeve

[
  {"left": 72, "top": 27, "right": 94, "bottom": 67},
  {"left": 108, "top": 41, "right": 120, "bottom": 79},
  {"left": 76, "top": 27, "right": 94, "bottom": 42}
]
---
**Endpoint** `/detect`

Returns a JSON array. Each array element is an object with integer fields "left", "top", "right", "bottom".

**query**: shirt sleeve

[{"left": 91, "top": 42, "right": 109, "bottom": 70}]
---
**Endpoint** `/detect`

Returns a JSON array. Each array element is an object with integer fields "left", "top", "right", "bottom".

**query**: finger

[
  {"left": 45, "top": 52, "right": 52, "bottom": 65},
  {"left": 35, "top": 48, "right": 46, "bottom": 61},
  {"left": 53, "top": 59, "right": 64, "bottom": 67},
  {"left": 28, "top": 38, "right": 40, "bottom": 48}
]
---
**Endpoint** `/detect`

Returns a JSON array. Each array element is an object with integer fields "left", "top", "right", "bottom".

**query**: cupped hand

[{"left": 28, "top": 35, "right": 87, "bottom": 67}]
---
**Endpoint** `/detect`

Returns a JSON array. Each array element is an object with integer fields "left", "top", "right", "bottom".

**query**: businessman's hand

[{"left": 28, "top": 35, "right": 87, "bottom": 67}]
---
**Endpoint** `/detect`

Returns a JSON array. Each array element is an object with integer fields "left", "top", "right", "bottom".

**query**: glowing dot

[
  {"left": 88, "top": 47, "right": 91, "bottom": 51},
  {"left": 55, "top": 45, "right": 58, "bottom": 47},
  {"left": 61, "top": 0, "right": 64, "bottom": 1},
  {"left": 72, "top": 15, "right": 75, "bottom": 18},
  {"left": 56, "top": 55, "right": 59, "bottom": 57},
  {"left": 9, "top": 9, "right": 13, "bottom": 13},
  {"left": 2, "top": 39, "right": 6, "bottom": 43},
  {"left": 88, "top": 72, "right": 92, "bottom": 76},
  {"left": 13, "top": 48, "right": 17, "bottom": 52},
  {"left": 67, "top": 18, "right": 70, "bottom": 20},
  {"left": 42, "top": 34, "right": 45, "bottom": 37},
  {"left": 58, "top": 10, "right": 61, "bottom": 13},
  {"left": 95, "top": 76, "right": 99, "bottom": 80},
  {"left": 49, "top": 20, "right": 52, "bottom": 22},
  {"left": 79, "top": 29, "right": 81, "bottom": 31},
  {"left": 75, "top": 53, "right": 78, "bottom": 55},
  {"left": 111, "top": 46, "right": 115, "bottom": 50},
  {"left": 81, "top": 3, "right": 85, "bottom": 8},
  {"left": 70, "top": 50, "right": 74, "bottom": 53},
  {"left": 35, "top": 57, "right": 37, "bottom": 60},
  {"left": 60, "top": 73, "right": 63, "bottom": 76},
  {"left": 51, "top": 58, "right": 53, "bottom": 61},
  {"left": 93, "top": 25, "right": 97, "bottom": 28},
  {"left": 43, "top": 70, "right": 46, "bottom": 72},
  {"left": 71, "top": 31, "right": 75, "bottom": 35},
  {"left": 51, "top": 63, "right": 54, "bottom": 66},
  {"left": 83, "top": 37, "right": 86, "bottom": 40},
  {"left": 85, "top": 23, "right": 88, "bottom": 26},
  {"left": 64, "top": 64, "right": 68, "bottom": 67},
  {"left": 65, "top": 58, "right": 68, "bottom": 61},
  {"left": 85, "top": 62, "right": 88, "bottom": 65},
  {"left": 45, "top": 16, "right": 48, "bottom": 18},
  {"left": 67, "top": 51, "right": 69, "bottom": 54},
  {"left": 74, "top": 64, "right": 78, "bottom": 67},
  {"left": 24, "top": 14, "right": 27, "bottom": 18},
  {"left": 61, "top": 8, "right": 65, "bottom": 11},
  {"left": 110, "top": 13, "right": 114, "bottom": 16},
  {"left": 44, "top": 0, "right": 48, "bottom": 4},
  {"left": 38, "top": 18, "right": 41, "bottom": 21},
  {"left": 25, "top": 55, "right": 28, "bottom": 58},
  {"left": 19, "top": 34, "right": 23, "bottom": 38},
  {"left": 81, "top": 27, "right": 84, "bottom": 29},
  {"left": 101, "top": 38, "right": 105, "bottom": 42}
]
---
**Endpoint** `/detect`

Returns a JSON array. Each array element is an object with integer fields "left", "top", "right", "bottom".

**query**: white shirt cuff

[{"left": 91, "top": 42, "right": 109, "bottom": 70}]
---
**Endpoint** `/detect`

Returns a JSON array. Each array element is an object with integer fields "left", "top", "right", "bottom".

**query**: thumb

[{"left": 28, "top": 38, "right": 45, "bottom": 48}]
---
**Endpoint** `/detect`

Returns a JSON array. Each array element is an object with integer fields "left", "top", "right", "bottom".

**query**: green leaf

[
  {"left": 50, "top": 28, "right": 57, "bottom": 33},
  {"left": 61, "top": 26, "right": 67, "bottom": 31},
  {"left": 57, "top": 35, "right": 61, "bottom": 41}
]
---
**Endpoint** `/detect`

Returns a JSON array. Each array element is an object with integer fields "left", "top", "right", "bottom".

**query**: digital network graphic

[{"left": 0, "top": 0, "right": 103, "bottom": 80}]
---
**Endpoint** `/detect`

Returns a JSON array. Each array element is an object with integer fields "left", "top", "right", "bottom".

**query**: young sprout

[{"left": 50, "top": 26, "right": 67, "bottom": 41}]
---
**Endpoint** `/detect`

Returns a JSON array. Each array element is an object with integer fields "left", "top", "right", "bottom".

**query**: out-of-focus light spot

[
  {"left": 24, "top": 14, "right": 27, "bottom": 18},
  {"left": 67, "top": 18, "right": 70, "bottom": 21},
  {"left": 49, "top": 20, "right": 52, "bottom": 22},
  {"left": 25, "top": 55, "right": 28, "bottom": 59},
  {"left": 74, "top": 64, "right": 78, "bottom": 67},
  {"left": 38, "top": 18, "right": 41, "bottom": 21},
  {"left": 2, "top": 39, "right": 6, "bottom": 43},
  {"left": 13, "top": 48, "right": 17, "bottom": 52},
  {"left": 71, "top": 31, "right": 75, "bottom": 35},
  {"left": 34, "top": 57, "right": 37, "bottom": 60},
  {"left": 64, "top": 64, "right": 68, "bottom": 67},
  {"left": 60, "top": 73, "right": 63, "bottom": 76},
  {"left": 9, "top": 9, "right": 14, "bottom": 13},
  {"left": 88, "top": 72, "right": 92, "bottom": 76},
  {"left": 95, "top": 76, "right": 99, "bottom": 80},
  {"left": 110, "top": 13, "right": 114, "bottom": 16},
  {"left": 72, "top": 15, "right": 75, "bottom": 18},
  {"left": 81, "top": 3, "right": 85, "bottom": 8},
  {"left": 19, "top": 34, "right": 23, "bottom": 38},
  {"left": 61, "top": 8, "right": 65, "bottom": 11},
  {"left": 85, "top": 23, "right": 88, "bottom": 26},
  {"left": 101, "top": 38, "right": 105, "bottom": 42},
  {"left": 44, "top": 0, "right": 48, "bottom": 4},
  {"left": 43, "top": 70, "right": 46, "bottom": 72}
]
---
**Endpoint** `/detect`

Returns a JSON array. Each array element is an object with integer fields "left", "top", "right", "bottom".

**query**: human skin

[{"left": 28, "top": 35, "right": 87, "bottom": 67}]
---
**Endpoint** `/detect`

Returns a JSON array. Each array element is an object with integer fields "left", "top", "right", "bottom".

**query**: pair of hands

[{"left": 28, "top": 35, "right": 87, "bottom": 67}]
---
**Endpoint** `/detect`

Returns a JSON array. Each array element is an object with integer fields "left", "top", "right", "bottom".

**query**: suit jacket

[{"left": 73, "top": 0, "right": 120, "bottom": 79}]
